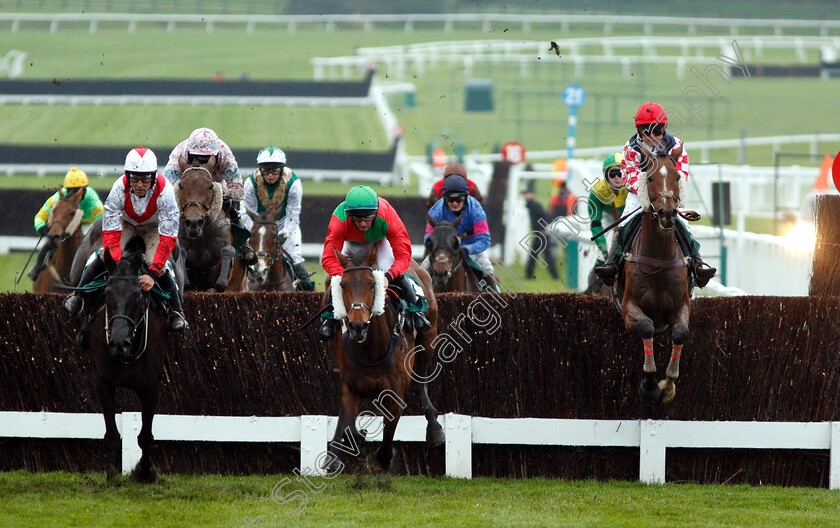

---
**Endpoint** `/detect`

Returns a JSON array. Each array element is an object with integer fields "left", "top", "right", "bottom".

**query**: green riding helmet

[
  {"left": 344, "top": 185, "right": 379, "bottom": 217},
  {"left": 602, "top": 152, "right": 623, "bottom": 175}
]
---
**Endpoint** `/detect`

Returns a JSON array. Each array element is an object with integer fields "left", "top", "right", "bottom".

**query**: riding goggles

[
  {"left": 348, "top": 209, "right": 377, "bottom": 220},
  {"left": 642, "top": 124, "right": 666, "bottom": 136},
  {"left": 445, "top": 194, "right": 466, "bottom": 203},
  {"left": 127, "top": 171, "right": 155, "bottom": 183},
  {"left": 606, "top": 167, "right": 622, "bottom": 179}
]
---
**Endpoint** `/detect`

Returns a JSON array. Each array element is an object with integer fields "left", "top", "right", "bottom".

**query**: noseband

[
  {"left": 339, "top": 266, "right": 376, "bottom": 326},
  {"left": 432, "top": 248, "right": 463, "bottom": 283}
]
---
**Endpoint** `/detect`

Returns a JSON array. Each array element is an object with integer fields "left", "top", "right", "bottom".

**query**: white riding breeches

[
  {"left": 281, "top": 226, "right": 304, "bottom": 265},
  {"left": 340, "top": 239, "right": 395, "bottom": 272},
  {"left": 422, "top": 249, "right": 495, "bottom": 278}
]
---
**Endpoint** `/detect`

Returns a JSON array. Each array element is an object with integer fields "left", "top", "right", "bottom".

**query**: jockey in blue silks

[{"left": 422, "top": 175, "right": 499, "bottom": 290}]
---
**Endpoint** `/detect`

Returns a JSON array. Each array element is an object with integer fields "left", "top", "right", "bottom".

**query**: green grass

[{"left": 1, "top": 470, "right": 839, "bottom": 527}]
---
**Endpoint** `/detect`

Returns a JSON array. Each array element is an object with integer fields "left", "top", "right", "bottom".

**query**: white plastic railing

[
  {"left": 2, "top": 13, "right": 839, "bottom": 36},
  {"left": 2, "top": 411, "right": 839, "bottom": 485}
]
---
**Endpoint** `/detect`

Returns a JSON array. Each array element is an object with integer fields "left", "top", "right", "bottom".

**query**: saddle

[{"left": 616, "top": 214, "right": 693, "bottom": 287}]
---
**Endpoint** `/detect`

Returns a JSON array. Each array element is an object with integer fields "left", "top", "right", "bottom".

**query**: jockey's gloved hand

[
  {"left": 222, "top": 195, "right": 233, "bottom": 213},
  {"left": 37, "top": 225, "right": 50, "bottom": 237}
]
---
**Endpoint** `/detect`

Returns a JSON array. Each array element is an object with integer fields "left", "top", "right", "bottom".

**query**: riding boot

[
  {"left": 594, "top": 235, "right": 623, "bottom": 287},
  {"left": 676, "top": 218, "right": 717, "bottom": 288},
  {"left": 240, "top": 241, "right": 257, "bottom": 266},
  {"left": 156, "top": 269, "right": 188, "bottom": 332},
  {"left": 294, "top": 262, "right": 315, "bottom": 291},
  {"left": 319, "top": 318, "right": 340, "bottom": 341},
  {"left": 64, "top": 253, "right": 106, "bottom": 315},
  {"left": 28, "top": 236, "right": 59, "bottom": 281},
  {"left": 393, "top": 274, "right": 431, "bottom": 332}
]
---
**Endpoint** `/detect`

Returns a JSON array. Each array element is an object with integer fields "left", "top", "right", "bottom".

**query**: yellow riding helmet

[{"left": 63, "top": 167, "right": 88, "bottom": 188}]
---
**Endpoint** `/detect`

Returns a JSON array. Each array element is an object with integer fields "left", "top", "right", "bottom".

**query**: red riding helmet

[{"left": 634, "top": 103, "right": 668, "bottom": 126}]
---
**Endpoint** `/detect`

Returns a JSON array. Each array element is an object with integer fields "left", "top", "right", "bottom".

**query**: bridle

[
  {"left": 338, "top": 265, "right": 406, "bottom": 368},
  {"left": 432, "top": 247, "right": 463, "bottom": 285},
  {"left": 103, "top": 276, "right": 151, "bottom": 362},
  {"left": 180, "top": 166, "right": 214, "bottom": 216},
  {"left": 249, "top": 219, "right": 291, "bottom": 287}
]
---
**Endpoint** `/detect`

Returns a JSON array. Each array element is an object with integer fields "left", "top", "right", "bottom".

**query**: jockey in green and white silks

[{"left": 240, "top": 147, "right": 314, "bottom": 290}]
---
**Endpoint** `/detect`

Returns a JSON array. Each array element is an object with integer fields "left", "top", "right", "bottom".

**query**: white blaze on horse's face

[{"left": 254, "top": 226, "right": 269, "bottom": 280}]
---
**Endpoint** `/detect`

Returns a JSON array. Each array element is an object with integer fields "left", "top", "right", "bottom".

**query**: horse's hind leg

[
  {"left": 133, "top": 386, "right": 159, "bottom": 482},
  {"left": 408, "top": 333, "right": 445, "bottom": 447},
  {"left": 98, "top": 382, "right": 121, "bottom": 482}
]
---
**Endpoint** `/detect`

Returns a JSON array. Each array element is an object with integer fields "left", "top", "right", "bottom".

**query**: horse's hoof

[
  {"left": 639, "top": 382, "right": 662, "bottom": 402},
  {"left": 214, "top": 281, "right": 228, "bottom": 292},
  {"left": 376, "top": 447, "right": 395, "bottom": 471},
  {"left": 322, "top": 453, "right": 343, "bottom": 473},
  {"left": 426, "top": 424, "right": 445, "bottom": 448},
  {"left": 106, "top": 464, "right": 118, "bottom": 482},
  {"left": 659, "top": 380, "right": 676, "bottom": 404},
  {"left": 133, "top": 462, "right": 157, "bottom": 483}
]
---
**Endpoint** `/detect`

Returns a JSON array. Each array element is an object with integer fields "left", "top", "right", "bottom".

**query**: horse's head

[
  {"left": 102, "top": 240, "right": 148, "bottom": 362},
  {"left": 176, "top": 164, "right": 218, "bottom": 239},
  {"left": 637, "top": 143, "right": 684, "bottom": 231},
  {"left": 335, "top": 246, "right": 380, "bottom": 344},
  {"left": 425, "top": 213, "right": 463, "bottom": 289},
  {"left": 247, "top": 210, "right": 281, "bottom": 285},
  {"left": 47, "top": 185, "right": 85, "bottom": 242}
]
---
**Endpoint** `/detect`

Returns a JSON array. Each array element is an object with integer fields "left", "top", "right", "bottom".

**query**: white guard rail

[{"left": 2, "top": 411, "right": 839, "bottom": 486}]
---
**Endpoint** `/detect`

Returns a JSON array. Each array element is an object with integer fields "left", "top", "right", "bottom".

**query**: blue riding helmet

[{"left": 441, "top": 175, "right": 469, "bottom": 196}]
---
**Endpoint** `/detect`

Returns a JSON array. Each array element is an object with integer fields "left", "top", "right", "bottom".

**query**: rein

[{"left": 433, "top": 249, "right": 464, "bottom": 285}]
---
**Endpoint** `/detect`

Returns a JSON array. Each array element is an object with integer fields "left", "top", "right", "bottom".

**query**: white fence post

[
  {"left": 300, "top": 415, "right": 329, "bottom": 477},
  {"left": 639, "top": 420, "right": 666, "bottom": 484},
  {"left": 121, "top": 412, "right": 142, "bottom": 475},
  {"left": 445, "top": 413, "right": 472, "bottom": 479},
  {"left": 830, "top": 422, "right": 840, "bottom": 490}
]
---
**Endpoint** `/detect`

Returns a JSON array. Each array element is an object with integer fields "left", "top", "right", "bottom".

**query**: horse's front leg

[
  {"left": 97, "top": 381, "right": 121, "bottom": 482},
  {"left": 214, "top": 245, "right": 235, "bottom": 291},
  {"left": 325, "top": 383, "right": 364, "bottom": 472},
  {"left": 134, "top": 385, "right": 159, "bottom": 482},
  {"left": 624, "top": 301, "right": 660, "bottom": 402},
  {"left": 660, "top": 303, "right": 690, "bottom": 404}
]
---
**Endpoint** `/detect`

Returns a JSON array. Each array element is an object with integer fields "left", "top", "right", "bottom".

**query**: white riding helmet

[
  {"left": 124, "top": 147, "right": 158, "bottom": 174},
  {"left": 257, "top": 146, "right": 286, "bottom": 165}
]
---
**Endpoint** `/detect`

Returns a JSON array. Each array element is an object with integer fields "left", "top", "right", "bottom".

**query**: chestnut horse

[
  {"left": 174, "top": 161, "right": 247, "bottom": 292},
  {"left": 424, "top": 215, "right": 480, "bottom": 293},
  {"left": 619, "top": 143, "right": 690, "bottom": 404},
  {"left": 32, "top": 186, "right": 86, "bottom": 292},
  {"left": 245, "top": 210, "right": 295, "bottom": 291},
  {"left": 87, "top": 238, "right": 170, "bottom": 482},
  {"left": 323, "top": 246, "right": 444, "bottom": 472}
]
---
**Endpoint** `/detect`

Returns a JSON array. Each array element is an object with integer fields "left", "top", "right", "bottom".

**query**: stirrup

[
  {"left": 594, "top": 262, "right": 618, "bottom": 286},
  {"left": 319, "top": 319, "right": 339, "bottom": 341},
  {"left": 168, "top": 311, "right": 188, "bottom": 332},
  {"left": 693, "top": 262, "right": 717, "bottom": 288},
  {"left": 64, "top": 295, "right": 84, "bottom": 316},
  {"left": 413, "top": 312, "right": 432, "bottom": 332}
]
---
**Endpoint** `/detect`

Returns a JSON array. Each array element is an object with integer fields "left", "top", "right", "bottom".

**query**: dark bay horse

[
  {"left": 87, "top": 238, "right": 170, "bottom": 482},
  {"left": 424, "top": 214, "right": 480, "bottom": 293},
  {"left": 323, "top": 246, "right": 444, "bottom": 472},
  {"left": 246, "top": 210, "right": 294, "bottom": 291},
  {"left": 175, "top": 160, "right": 247, "bottom": 292},
  {"left": 619, "top": 143, "right": 690, "bottom": 404},
  {"left": 32, "top": 186, "right": 86, "bottom": 292}
]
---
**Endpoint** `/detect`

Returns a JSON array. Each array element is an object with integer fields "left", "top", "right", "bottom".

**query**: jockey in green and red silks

[
  {"left": 595, "top": 102, "right": 717, "bottom": 289},
  {"left": 63, "top": 147, "right": 188, "bottom": 333},
  {"left": 318, "top": 185, "right": 431, "bottom": 340}
]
